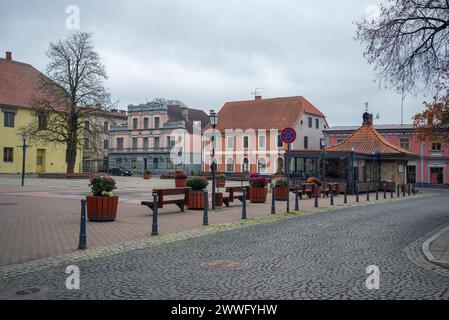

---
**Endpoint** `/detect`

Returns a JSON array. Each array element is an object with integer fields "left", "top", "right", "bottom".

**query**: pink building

[{"left": 325, "top": 124, "right": 449, "bottom": 187}]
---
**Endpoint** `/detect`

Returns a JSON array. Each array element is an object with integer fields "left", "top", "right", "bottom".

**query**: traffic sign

[{"left": 281, "top": 127, "right": 297, "bottom": 144}]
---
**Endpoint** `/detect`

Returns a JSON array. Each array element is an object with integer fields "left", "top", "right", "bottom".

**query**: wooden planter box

[
  {"left": 215, "top": 192, "right": 223, "bottom": 207},
  {"left": 302, "top": 184, "right": 322, "bottom": 198},
  {"left": 143, "top": 173, "right": 151, "bottom": 180},
  {"left": 250, "top": 187, "right": 268, "bottom": 203},
  {"left": 175, "top": 178, "right": 187, "bottom": 188},
  {"left": 274, "top": 186, "right": 288, "bottom": 201},
  {"left": 216, "top": 179, "right": 226, "bottom": 188},
  {"left": 187, "top": 190, "right": 207, "bottom": 210},
  {"left": 86, "top": 196, "right": 119, "bottom": 222}
]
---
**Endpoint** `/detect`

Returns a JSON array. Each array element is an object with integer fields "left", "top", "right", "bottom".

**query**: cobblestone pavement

[{"left": 1, "top": 191, "right": 449, "bottom": 300}]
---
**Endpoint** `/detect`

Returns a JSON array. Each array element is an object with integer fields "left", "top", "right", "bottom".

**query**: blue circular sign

[{"left": 281, "top": 127, "right": 297, "bottom": 144}]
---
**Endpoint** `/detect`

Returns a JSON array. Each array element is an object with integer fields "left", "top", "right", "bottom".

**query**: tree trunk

[{"left": 66, "top": 142, "right": 77, "bottom": 174}]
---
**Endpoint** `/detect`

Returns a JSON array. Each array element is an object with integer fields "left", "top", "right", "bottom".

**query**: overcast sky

[{"left": 0, "top": 0, "right": 430, "bottom": 126}]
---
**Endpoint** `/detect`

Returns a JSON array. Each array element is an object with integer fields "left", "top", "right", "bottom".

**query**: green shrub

[
  {"left": 186, "top": 177, "right": 209, "bottom": 190},
  {"left": 274, "top": 178, "right": 288, "bottom": 187},
  {"left": 89, "top": 175, "right": 117, "bottom": 197},
  {"left": 217, "top": 174, "right": 227, "bottom": 179}
]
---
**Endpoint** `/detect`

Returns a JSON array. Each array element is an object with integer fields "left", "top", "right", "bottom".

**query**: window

[
  {"left": 144, "top": 118, "right": 149, "bottom": 129},
  {"left": 132, "top": 118, "right": 138, "bottom": 130},
  {"left": 132, "top": 137, "right": 138, "bottom": 150},
  {"left": 304, "top": 136, "right": 309, "bottom": 149},
  {"left": 277, "top": 135, "right": 283, "bottom": 148},
  {"left": 258, "top": 135, "right": 266, "bottom": 148},
  {"left": 103, "top": 139, "right": 109, "bottom": 150},
  {"left": 242, "top": 158, "right": 250, "bottom": 172},
  {"left": 103, "top": 121, "right": 109, "bottom": 132},
  {"left": 131, "top": 158, "right": 137, "bottom": 169},
  {"left": 116, "top": 158, "right": 123, "bottom": 167},
  {"left": 154, "top": 117, "right": 160, "bottom": 129},
  {"left": 143, "top": 137, "right": 149, "bottom": 150},
  {"left": 227, "top": 136, "right": 234, "bottom": 149},
  {"left": 258, "top": 158, "right": 267, "bottom": 173},
  {"left": 4, "top": 112, "right": 15, "bottom": 127},
  {"left": 308, "top": 117, "right": 312, "bottom": 128},
  {"left": 226, "top": 158, "right": 235, "bottom": 172},
  {"left": 116, "top": 138, "right": 124, "bottom": 150},
  {"left": 154, "top": 137, "right": 160, "bottom": 149},
  {"left": 431, "top": 142, "right": 442, "bottom": 151},
  {"left": 84, "top": 138, "right": 90, "bottom": 149},
  {"left": 38, "top": 113, "right": 48, "bottom": 130},
  {"left": 153, "top": 157, "right": 159, "bottom": 169},
  {"left": 400, "top": 137, "right": 410, "bottom": 150},
  {"left": 315, "top": 119, "right": 319, "bottom": 129},
  {"left": 3, "top": 147, "right": 13, "bottom": 162},
  {"left": 243, "top": 136, "right": 249, "bottom": 149}
]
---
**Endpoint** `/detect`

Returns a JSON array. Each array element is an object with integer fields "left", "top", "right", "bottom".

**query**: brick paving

[{"left": 0, "top": 175, "right": 422, "bottom": 267}]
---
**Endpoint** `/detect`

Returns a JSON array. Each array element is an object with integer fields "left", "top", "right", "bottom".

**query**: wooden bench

[
  {"left": 141, "top": 187, "right": 191, "bottom": 213},
  {"left": 223, "top": 186, "right": 250, "bottom": 207}
]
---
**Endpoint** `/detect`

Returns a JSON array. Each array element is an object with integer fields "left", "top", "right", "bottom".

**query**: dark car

[{"left": 108, "top": 167, "right": 134, "bottom": 176}]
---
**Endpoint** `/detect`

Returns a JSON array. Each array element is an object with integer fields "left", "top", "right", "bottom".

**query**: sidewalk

[{"left": 422, "top": 224, "right": 449, "bottom": 269}]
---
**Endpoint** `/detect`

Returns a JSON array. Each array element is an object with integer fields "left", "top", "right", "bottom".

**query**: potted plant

[
  {"left": 175, "top": 171, "right": 187, "bottom": 188},
  {"left": 306, "top": 177, "right": 322, "bottom": 197},
  {"left": 143, "top": 170, "right": 151, "bottom": 180},
  {"left": 186, "top": 177, "right": 209, "bottom": 209},
  {"left": 86, "top": 176, "right": 118, "bottom": 222},
  {"left": 216, "top": 173, "right": 227, "bottom": 188},
  {"left": 273, "top": 178, "right": 288, "bottom": 201},
  {"left": 249, "top": 173, "right": 268, "bottom": 203}
]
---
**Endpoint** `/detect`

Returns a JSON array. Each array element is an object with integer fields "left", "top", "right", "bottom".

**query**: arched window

[
  {"left": 242, "top": 158, "right": 250, "bottom": 172},
  {"left": 226, "top": 158, "right": 235, "bottom": 172},
  {"left": 258, "top": 158, "right": 267, "bottom": 174},
  {"left": 276, "top": 157, "right": 284, "bottom": 174}
]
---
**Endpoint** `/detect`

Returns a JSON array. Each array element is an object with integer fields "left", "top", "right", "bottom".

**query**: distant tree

[
  {"left": 24, "top": 32, "right": 111, "bottom": 173},
  {"left": 355, "top": 0, "right": 449, "bottom": 93}
]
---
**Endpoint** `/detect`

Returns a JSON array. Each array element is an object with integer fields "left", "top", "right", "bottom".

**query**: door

[
  {"left": 143, "top": 158, "right": 148, "bottom": 171},
  {"left": 430, "top": 167, "right": 444, "bottom": 184},
  {"left": 36, "top": 149, "right": 45, "bottom": 173}
]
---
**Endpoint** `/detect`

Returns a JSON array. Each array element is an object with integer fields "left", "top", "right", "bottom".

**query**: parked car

[{"left": 108, "top": 167, "right": 134, "bottom": 176}]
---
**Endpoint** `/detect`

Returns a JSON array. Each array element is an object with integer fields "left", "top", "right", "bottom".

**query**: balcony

[{"left": 108, "top": 147, "right": 171, "bottom": 154}]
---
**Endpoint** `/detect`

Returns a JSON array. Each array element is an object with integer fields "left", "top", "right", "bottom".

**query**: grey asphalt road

[{"left": 1, "top": 191, "right": 449, "bottom": 300}]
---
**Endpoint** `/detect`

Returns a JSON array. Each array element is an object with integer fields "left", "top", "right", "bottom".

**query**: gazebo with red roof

[{"left": 288, "top": 113, "right": 418, "bottom": 194}]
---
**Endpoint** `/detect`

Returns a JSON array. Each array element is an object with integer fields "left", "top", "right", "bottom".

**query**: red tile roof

[
  {"left": 213, "top": 96, "right": 325, "bottom": 131},
  {"left": 0, "top": 57, "right": 50, "bottom": 109},
  {"left": 327, "top": 124, "right": 417, "bottom": 156}
]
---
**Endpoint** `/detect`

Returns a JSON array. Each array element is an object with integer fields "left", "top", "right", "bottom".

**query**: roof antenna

[
  {"left": 364, "top": 102, "right": 369, "bottom": 113},
  {"left": 251, "top": 88, "right": 263, "bottom": 98}
]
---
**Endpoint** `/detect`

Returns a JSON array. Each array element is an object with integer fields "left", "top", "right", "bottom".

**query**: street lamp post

[
  {"left": 209, "top": 110, "right": 219, "bottom": 210},
  {"left": 20, "top": 132, "right": 28, "bottom": 187},
  {"left": 321, "top": 136, "right": 328, "bottom": 198},
  {"left": 351, "top": 146, "right": 355, "bottom": 194}
]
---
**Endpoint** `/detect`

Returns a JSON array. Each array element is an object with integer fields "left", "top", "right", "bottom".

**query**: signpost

[{"left": 281, "top": 127, "right": 297, "bottom": 213}]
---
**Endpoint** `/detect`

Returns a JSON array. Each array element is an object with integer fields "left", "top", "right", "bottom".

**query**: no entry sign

[{"left": 281, "top": 127, "right": 297, "bottom": 144}]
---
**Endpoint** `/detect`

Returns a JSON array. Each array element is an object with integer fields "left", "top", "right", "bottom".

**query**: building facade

[
  {"left": 325, "top": 124, "right": 449, "bottom": 187},
  {"left": 82, "top": 109, "right": 127, "bottom": 173},
  {"left": 203, "top": 95, "right": 328, "bottom": 175},
  {"left": 108, "top": 99, "right": 209, "bottom": 174},
  {"left": 0, "top": 51, "right": 82, "bottom": 174}
]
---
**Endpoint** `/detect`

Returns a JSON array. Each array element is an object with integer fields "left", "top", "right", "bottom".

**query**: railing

[{"left": 108, "top": 148, "right": 171, "bottom": 154}]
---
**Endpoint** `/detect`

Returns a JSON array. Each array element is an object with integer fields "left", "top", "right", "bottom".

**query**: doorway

[{"left": 430, "top": 167, "right": 444, "bottom": 184}]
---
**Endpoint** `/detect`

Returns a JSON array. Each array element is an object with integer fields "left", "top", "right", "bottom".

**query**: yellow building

[{"left": 0, "top": 51, "right": 82, "bottom": 174}]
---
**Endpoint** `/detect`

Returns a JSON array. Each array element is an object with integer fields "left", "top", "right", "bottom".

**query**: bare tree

[
  {"left": 355, "top": 0, "right": 449, "bottom": 93},
  {"left": 24, "top": 32, "right": 111, "bottom": 173}
]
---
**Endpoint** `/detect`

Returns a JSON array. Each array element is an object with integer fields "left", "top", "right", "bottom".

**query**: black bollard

[
  {"left": 356, "top": 185, "right": 359, "bottom": 203},
  {"left": 242, "top": 188, "right": 247, "bottom": 220},
  {"left": 203, "top": 190, "right": 209, "bottom": 226},
  {"left": 397, "top": 185, "right": 400, "bottom": 198},
  {"left": 413, "top": 184, "right": 416, "bottom": 195},
  {"left": 383, "top": 188, "right": 386, "bottom": 200},
  {"left": 330, "top": 189, "right": 334, "bottom": 206},
  {"left": 314, "top": 185, "right": 319, "bottom": 208},
  {"left": 286, "top": 187, "right": 290, "bottom": 213},
  {"left": 403, "top": 184, "right": 406, "bottom": 197},
  {"left": 344, "top": 188, "right": 348, "bottom": 204},
  {"left": 376, "top": 188, "right": 379, "bottom": 201},
  {"left": 271, "top": 185, "right": 276, "bottom": 215},
  {"left": 295, "top": 188, "right": 299, "bottom": 211},
  {"left": 151, "top": 193, "right": 159, "bottom": 236},
  {"left": 366, "top": 190, "right": 370, "bottom": 201},
  {"left": 391, "top": 188, "right": 393, "bottom": 199},
  {"left": 408, "top": 184, "right": 411, "bottom": 196},
  {"left": 78, "top": 199, "right": 87, "bottom": 250}
]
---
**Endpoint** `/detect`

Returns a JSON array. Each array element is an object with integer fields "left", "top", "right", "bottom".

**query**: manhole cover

[
  {"left": 0, "top": 287, "right": 49, "bottom": 300},
  {"left": 200, "top": 260, "right": 248, "bottom": 270}
]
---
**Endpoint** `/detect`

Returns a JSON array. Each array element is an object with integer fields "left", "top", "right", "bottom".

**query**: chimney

[
  {"left": 5, "top": 51, "right": 12, "bottom": 60},
  {"left": 255, "top": 95, "right": 262, "bottom": 101},
  {"left": 182, "top": 106, "right": 189, "bottom": 121},
  {"left": 362, "top": 112, "right": 373, "bottom": 126}
]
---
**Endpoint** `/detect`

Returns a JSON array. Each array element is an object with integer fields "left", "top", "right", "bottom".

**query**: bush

[
  {"left": 250, "top": 176, "right": 268, "bottom": 188},
  {"left": 175, "top": 171, "right": 187, "bottom": 179},
  {"left": 89, "top": 176, "right": 117, "bottom": 197},
  {"left": 190, "top": 170, "right": 195, "bottom": 177},
  {"left": 274, "top": 178, "right": 288, "bottom": 187},
  {"left": 217, "top": 174, "right": 227, "bottom": 179},
  {"left": 306, "top": 177, "right": 322, "bottom": 186},
  {"left": 250, "top": 172, "right": 260, "bottom": 179},
  {"left": 186, "top": 177, "right": 209, "bottom": 190}
]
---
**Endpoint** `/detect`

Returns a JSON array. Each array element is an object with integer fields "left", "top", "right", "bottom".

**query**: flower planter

[
  {"left": 143, "top": 173, "right": 151, "bottom": 180},
  {"left": 215, "top": 192, "right": 223, "bottom": 207},
  {"left": 250, "top": 187, "right": 268, "bottom": 203},
  {"left": 86, "top": 196, "right": 119, "bottom": 222},
  {"left": 188, "top": 190, "right": 207, "bottom": 210},
  {"left": 216, "top": 179, "right": 226, "bottom": 188},
  {"left": 274, "top": 185, "right": 288, "bottom": 201},
  {"left": 175, "top": 178, "right": 186, "bottom": 188}
]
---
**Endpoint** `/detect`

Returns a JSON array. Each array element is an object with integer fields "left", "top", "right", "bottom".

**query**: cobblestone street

[{"left": 1, "top": 190, "right": 449, "bottom": 300}]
